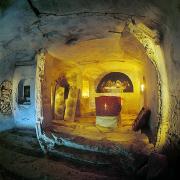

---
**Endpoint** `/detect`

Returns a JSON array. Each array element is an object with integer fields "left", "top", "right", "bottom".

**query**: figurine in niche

[
  {"left": 116, "top": 80, "right": 122, "bottom": 88},
  {"left": 122, "top": 81, "right": 131, "bottom": 92},
  {"left": 104, "top": 80, "right": 113, "bottom": 92},
  {"left": 116, "top": 80, "right": 124, "bottom": 92},
  {"left": 106, "top": 80, "right": 113, "bottom": 87},
  {"left": 112, "top": 81, "right": 116, "bottom": 88}
]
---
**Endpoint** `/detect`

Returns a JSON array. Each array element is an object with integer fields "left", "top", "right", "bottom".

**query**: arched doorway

[
  {"left": 13, "top": 65, "right": 36, "bottom": 128},
  {"left": 35, "top": 22, "right": 169, "bottom": 153}
]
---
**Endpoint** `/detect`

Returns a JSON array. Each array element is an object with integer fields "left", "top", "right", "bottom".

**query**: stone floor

[
  {"left": 0, "top": 114, "right": 155, "bottom": 179},
  {"left": 51, "top": 114, "right": 154, "bottom": 155},
  {"left": 0, "top": 129, "right": 129, "bottom": 180}
]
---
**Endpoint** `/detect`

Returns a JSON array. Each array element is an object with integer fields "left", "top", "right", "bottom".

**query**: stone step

[
  {"left": 48, "top": 146, "right": 125, "bottom": 177},
  {"left": 0, "top": 129, "right": 43, "bottom": 157},
  {"left": 0, "top": 129, "right": 148, "bottom": 178},
  {"left": 49, "top": 145, "right": 112, "bottom": 166},
  {"left": 47, "top": 131, "right": 150, "bottom": 175},
  {"left": 0, "top": 145, "right": 118, "bottom": 180},
  {"left": 49, "top": 120, "right": 154, "bottom": 156},
  {"left": 0, "top": 129, "right": 125, "bottom": 179}
]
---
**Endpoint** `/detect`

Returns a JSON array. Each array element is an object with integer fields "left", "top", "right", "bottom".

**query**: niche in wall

[
  {"left": 18, "top": 79, "right": 31, "bottom": 105},
  {"left": 96, "top": 72, "right": 133, "bottom": 93}
]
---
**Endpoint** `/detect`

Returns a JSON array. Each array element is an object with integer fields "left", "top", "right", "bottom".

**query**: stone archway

[
  {"left": 35, "top": 22, "right": 169, "bottom": 152},
  {"left": 128, "top": 22, "right": 169, "bottom": 150}
]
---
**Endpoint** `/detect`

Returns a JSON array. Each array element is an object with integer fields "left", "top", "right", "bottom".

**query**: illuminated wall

[
  {"left": 79, "top": 62, "right": 144, "bottom": 116},
  {"left": 41, "top": 54, "right": 148, "bottom": 120},
  {"left": 40, "top": 53, "right": 82, "bottom": 125},
  {"left": 0, "top": 0, "right": 180, "bottom": 155},
  {"left": 129, "top": 23, "right": 170, "bottom": 149},
  {"left": 143, "top": 56, "right": 159, "bottom": 140}
]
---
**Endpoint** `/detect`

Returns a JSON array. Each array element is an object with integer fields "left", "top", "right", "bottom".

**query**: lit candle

[{"left": 104, "top": 103, "right": 107, "bottom": 110}]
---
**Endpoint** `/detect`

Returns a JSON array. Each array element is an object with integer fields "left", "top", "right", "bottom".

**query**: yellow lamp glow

[
  {"left": 140, "top": 84, "right": 145, "bottom": 92},
  {"left": 82, "top": 80, "right": 89, "bottom": 98}
]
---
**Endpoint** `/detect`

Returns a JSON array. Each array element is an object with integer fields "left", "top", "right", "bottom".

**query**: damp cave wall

[
  {"left": 0, "top": 0, "right": 41, "bottom": 131},
  {"left": 0, "top": 0, "right": 180, "bottom": 152},
  {"left": 0, "top": 60, "right": 15, "bottom": 131},
  {"left": 33, "top": 0, "right": 180, "bottom": 151},
  {"left": 158, "top": 0, "right": 180, "bottom": 152}
]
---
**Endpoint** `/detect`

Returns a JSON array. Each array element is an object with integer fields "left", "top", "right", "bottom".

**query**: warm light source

[
  {"left": 82, "top": 80, "right": 89, "bottom": 98},
  {"left": 104, "top": 103, "right": 107, "bottom": 110},
  {"left": 140, "top": 84, "right": 145, "bottom": 92}
]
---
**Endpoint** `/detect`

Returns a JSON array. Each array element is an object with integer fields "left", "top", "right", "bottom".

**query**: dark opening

[
  {"left": 24, "top": 86, "right": 30, "bottom": 98},
  {"left": 18, "top": 80, "right": 31, "bottom": 105}
]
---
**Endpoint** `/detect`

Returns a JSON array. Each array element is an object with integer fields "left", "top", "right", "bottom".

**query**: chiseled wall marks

[
  {"left": 0, "top": 0, "right": 180, "bottom": 152},
  {"left": 161, "top": 22, "right": 180, "bottom": 152},
  {"left": 143, "top": 57, "right": 158, "bottom": 141},
  {"left": 0, "top": 80, "right": 15, "bottom": 131},
  {"left": 0, "top": 80, "right": 12, "bottom": 115}
]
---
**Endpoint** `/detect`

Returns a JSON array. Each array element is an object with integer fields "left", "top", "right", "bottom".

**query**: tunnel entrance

[
  {"left": 0, "top": 1, "right": 174, "bottom": 178},
  {"left": 41, "top": 59, "right": 154, "bottom": 144},
  {"left": 35, "top": 22, "right": 169, "bottom": 159}
]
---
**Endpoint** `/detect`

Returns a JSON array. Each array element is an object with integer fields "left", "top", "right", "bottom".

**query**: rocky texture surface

[
  {"left": 0, "top": 0, "right": 180, "bottom": 160},
  {"left": 50, "top": 114, "right": 154, "bottom": 155},
  {"left": 40, "top": 114, "right": 155, "bottom": 176},
  {"left": 0, "top": 128, "right": 178, "bottom": 180},
  {"left": 0, "top": 129, "right": 128, "bottom": 180}
]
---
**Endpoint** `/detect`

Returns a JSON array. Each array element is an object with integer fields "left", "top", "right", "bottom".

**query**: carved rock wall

[
  {"left": 0, "top": 0, "right": 180, "bottom": 152},
  {"left": 0, "top": 80, "right": 15, "bottom": 131},
  {"left": 161, "top": 21, "right": 180, "bottom": 154}
]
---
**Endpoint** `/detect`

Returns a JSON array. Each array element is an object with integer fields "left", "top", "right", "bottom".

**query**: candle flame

[{"left": 104, "top": 103, "right": 107, "bottom": 110}]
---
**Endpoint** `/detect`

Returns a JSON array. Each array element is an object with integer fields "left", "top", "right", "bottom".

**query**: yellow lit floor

[{"left": 51, "top": 114, "right": 154, "bottom": 155}]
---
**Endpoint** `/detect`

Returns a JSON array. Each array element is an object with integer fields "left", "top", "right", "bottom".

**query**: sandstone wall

[{"left": 0, "top": 0, "right": 180, "bottom": 151}]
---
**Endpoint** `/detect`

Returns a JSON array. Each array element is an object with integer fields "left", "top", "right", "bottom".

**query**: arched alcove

[
  {"left": 18, "top": 79, "right": 31, "bottom": 105},
  {"left": 35, "top": 22, "right": 168, "bottom": 155},
  {"left": 1, "top": 0, "right": 180, "bottom": 178},
  {"left": 96, "top": 72, "right": 134, "bottom": 93},
  {"left": 13, "top": 66, "right": 36, "bottom": 129}
]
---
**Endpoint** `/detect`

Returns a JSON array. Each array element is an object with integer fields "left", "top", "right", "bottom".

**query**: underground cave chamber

[
  {"left": 1, "top": 0, "right": 180, "bottom": 178},
  {"left": 33, "top": 26, "right": 164, "bottom": 157}
]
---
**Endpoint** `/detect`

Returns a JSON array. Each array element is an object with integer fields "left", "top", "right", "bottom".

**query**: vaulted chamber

[{"left": 35, "top": 23, "right": 165, "bottom": 158}]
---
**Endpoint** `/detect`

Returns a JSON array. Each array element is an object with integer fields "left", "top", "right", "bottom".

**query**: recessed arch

[
  {"left": 96, "top": 72, "right": 133, "bottom": 93},
  {"left": 35, "top": 22, "right": 169, "bottom": 152}
]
